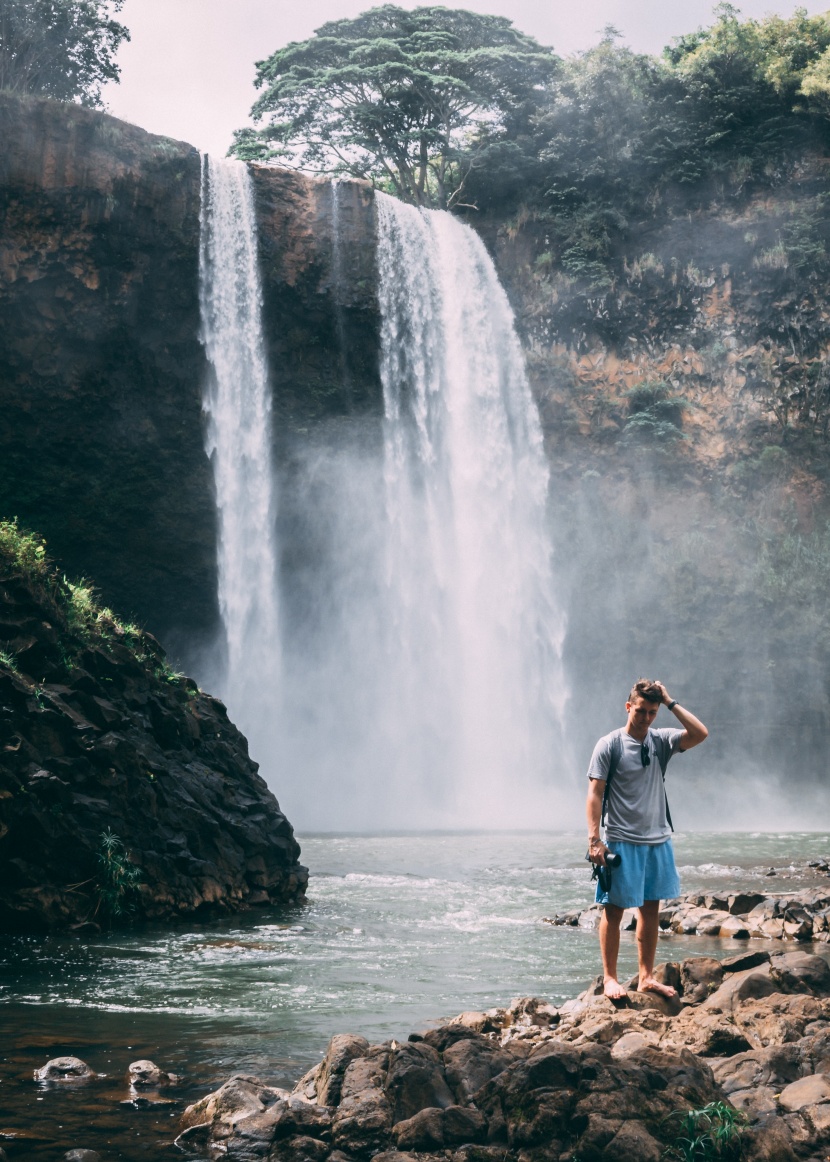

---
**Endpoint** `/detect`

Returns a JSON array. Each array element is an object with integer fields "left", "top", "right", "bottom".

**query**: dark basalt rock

[
  {"left": 0, "top": 561, "right": 307, "bottom": 930},
  {"left": 183, "top": 953, "right": 830, "bottom": 1162},
  {"left": 0, "top": 92, "right": 380, "bottom": 644}
]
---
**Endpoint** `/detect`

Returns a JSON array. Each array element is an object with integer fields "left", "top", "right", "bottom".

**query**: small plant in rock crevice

[
  {"left": 95, "top": 828, "right": 142, "bottom": 922},
  {"left": 663, "top": 1101, "right": 747, "bottom": 1161}
]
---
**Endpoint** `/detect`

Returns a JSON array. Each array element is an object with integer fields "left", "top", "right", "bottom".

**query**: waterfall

[
  {"left": 198, "top": 156, "right": 281, "bottom": 738},
  {"left": 373, "top": 193, "right": 566, "bottom": 820}
]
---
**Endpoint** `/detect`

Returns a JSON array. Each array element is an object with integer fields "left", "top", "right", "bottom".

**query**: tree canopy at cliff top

[
  {"left": 0, "top": 0, "right": 129, "bottom": 106},
  {"left": 231, "top": 4, "right": 557, "bottom": 208},
  {"left": 234, "top": 3, "right": 830, "bottom": 218}
]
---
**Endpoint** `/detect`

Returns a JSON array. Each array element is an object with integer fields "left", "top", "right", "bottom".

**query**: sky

[{"left": 101, "top": 0, "right": 830, "bottom": 157}]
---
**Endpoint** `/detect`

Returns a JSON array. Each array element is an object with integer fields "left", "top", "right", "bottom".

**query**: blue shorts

[{"left": 594, "top": 839, "right": 681, "bottom": 909}]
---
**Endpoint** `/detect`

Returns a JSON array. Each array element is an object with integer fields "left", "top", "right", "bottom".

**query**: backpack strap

[
  {"left": 651, "top": 731, "right": 675, "bottom": 832},
  {"left": 600, "top": 729, "right": 623, "bottom": 831},
  {"left": 601, "top": 729, "right": 675, "bottom": 833}
]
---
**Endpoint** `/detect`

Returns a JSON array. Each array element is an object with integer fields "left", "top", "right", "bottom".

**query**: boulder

[
  {"left": 315, "top": 1033, "right": 370, "bottom": 1107},
  {"left": 680, "top": 957, "right": 723, "bottom": 1003},
  {"left": 385, "top": 1042, "right": 454, "bottom": 1124},
  {"left": 443, "top": 1036, "right": 512, "bottom": 1105},
  {"left": 331, "top": 1048, "right": 393, "bottom": 1154},
  {"left": 778, "top": 1073, "right": 830, "bottom": 1111},
  {"left": 769, "top": 952, "right": 830, "bottom": 996},
  {"left": 63, "top": 1153, "right": 102, "bottom": 1162},
  {"left": 34, "top": 1056, "right": 95, "bottom": 1082},
  {"left": 127, "top": 1058, "right": 178, "bottom": 1088},
  {"left": 602, "top": 1119, "right": 662, "bottom": 1161}
]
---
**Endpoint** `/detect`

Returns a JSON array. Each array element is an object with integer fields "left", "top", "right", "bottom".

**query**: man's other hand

[{"left": 588, "top": 837, "right": 608, "bottom": 866}]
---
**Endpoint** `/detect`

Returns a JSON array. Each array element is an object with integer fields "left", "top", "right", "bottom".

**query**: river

[{"left": 1, "top": 830, "right": 828, "bottom": 1159}]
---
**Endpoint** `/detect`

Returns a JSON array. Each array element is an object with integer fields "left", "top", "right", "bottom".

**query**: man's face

[{"left": 626, "top": 695, "right": 660, "bottom": 737}]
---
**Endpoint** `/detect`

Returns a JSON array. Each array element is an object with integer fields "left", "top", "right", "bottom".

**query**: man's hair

[{"left": 629, "top": 678, "right": 662, "bottom": 704}]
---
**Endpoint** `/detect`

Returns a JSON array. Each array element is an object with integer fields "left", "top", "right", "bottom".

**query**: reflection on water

[{"left": 1, "top": 831, "right": 828, "bottom": 1159}]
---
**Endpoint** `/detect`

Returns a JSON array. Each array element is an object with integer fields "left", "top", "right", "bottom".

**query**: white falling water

[
  {"left": 198, "top": 156, "right": 281, "bottom": 738},
  {"left": 373, "top": 193, "right": 566, "bottom": 821}
]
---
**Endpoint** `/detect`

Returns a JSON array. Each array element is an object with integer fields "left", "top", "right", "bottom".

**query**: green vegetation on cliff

[{"left": 0, "top": 0, "right": 129, "bottom": 106}]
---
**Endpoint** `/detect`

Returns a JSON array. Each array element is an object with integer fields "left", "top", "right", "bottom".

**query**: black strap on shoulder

[
  {"left": 600, "top": 730, "right": 622, "bottom": 830},
  {"left": 601, "top": 728, "right": 674, "bottom": 833}
]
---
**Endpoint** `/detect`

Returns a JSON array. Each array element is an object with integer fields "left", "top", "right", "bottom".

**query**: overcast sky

[{"left": 101, "top": 0, "right": 830, "bottom": 157}]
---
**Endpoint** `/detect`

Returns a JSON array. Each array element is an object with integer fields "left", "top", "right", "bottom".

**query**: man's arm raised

[{"left": 654, "top": 682, "right": 708, "bottom": 751}]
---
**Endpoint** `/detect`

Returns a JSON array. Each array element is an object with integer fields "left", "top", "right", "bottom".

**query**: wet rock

[
  {"left": 442, "top": 1035, "right": 512, "bottom": 1105},
  {"left": 127, "top": 1058, "right": 178, "bottom": 1088},
  {"left": 63, "top": 1152, "right": 102, "bottom": 1162},
  {"left": 331, "top": 1047, "right": 393, "bottom": 1154},
  {"left": 315, "top": 1034, "right": 370, "bottom": 1107},
  {"left": 386, "top": 1042, "right": 454, "bottom": 1124},
  {"left": 34, "top": 1056, "right": 95, "bottom": 1082}
]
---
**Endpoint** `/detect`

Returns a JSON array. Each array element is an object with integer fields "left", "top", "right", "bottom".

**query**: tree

[
  {"left": 0, "top": 0, "right": 129, "bottom": 107},
  {"left": 231, "top": 4, "right": 557, "bottom": 208}
]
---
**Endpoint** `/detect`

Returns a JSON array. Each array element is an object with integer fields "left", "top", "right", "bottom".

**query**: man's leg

[
  {"left": 599, "top": 904, "right": 626, "bottom": 999},
  {"left": 636, "top": 899, "right": 676, "bottom": 997}
]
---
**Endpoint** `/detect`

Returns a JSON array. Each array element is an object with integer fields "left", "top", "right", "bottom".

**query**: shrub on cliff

[{"left": 0, "top": 0, "right": 129, "bottom": 106}]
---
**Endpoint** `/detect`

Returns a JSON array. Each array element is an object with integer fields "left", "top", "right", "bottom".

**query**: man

[{"left": 586, "top": 679, "right": 708, "bottom": 1000}]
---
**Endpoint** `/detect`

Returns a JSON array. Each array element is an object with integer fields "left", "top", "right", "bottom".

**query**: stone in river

[
  {"left": 127, "top": 1058, "right": 178, "bottom": 1088},
  {"left": 64, "top": 1153, "right": 102, "bottom": 1162},
  {"left": 34, "top": 1057, "right": 95, "bottom": 1082}
]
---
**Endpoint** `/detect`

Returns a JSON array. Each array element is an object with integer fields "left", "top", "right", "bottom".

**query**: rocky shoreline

[
  {"left": 546, "top": 878, "right": 830, "bottom": 944},
  {"left": 158, "top": 945, "right": 830, "bottom": 1162}
]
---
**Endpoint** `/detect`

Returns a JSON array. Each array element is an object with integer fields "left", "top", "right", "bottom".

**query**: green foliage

[
  {"left": 0, "top": 648, "right": 19, "bottom": 671},
  {"left": 95, "top": 828, "right": 141, "bottom": 921},
  {"left": 622, "top": 381, "right": 690, "bottom": 447},
  {"left": 233, "top": 4, "right": 557, "bottom": 207},
  {"left": 0, "top": 0, "right": 129, "bottom": 106},
  {"left": 663, "top": 1100, "right": 747, "bottom": 1161},
  {"left": 0, "top": 518, "right": 145, "bottom": 660},
  {"left": 0, "top": 517, "right": 49, "bottom": 576}
]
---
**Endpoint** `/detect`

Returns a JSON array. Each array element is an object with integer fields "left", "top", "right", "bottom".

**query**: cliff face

[
  {"left": 0, "top": 94, "right": 379, "bottom": 645},
  {"left": 0, "top": 545, "right": 308, "bottom": 932},
  {"left": 475, "top": 175, "right": 830, "bottom": 781}
]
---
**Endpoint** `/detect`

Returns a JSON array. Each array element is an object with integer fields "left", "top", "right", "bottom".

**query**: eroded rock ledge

[
  {"left": 178, "top": 950, "right": 830, "bottom": 1162},
  {"left": 0, "top": 556, "right": 307, "bottom": 930}
]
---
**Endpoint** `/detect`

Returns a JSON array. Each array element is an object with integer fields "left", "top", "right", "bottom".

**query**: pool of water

[{"left": 1, "top": 831, "right": 828, "bottom": 1159}]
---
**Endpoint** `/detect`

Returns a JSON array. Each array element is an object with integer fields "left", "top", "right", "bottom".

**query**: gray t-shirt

[{"left": 587, "top": 727, "right": 684, "bottom": 844}]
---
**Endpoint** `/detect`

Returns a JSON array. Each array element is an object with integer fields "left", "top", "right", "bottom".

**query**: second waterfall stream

[{"left": 198, "top": 168, "right": 566, "bottom": 829}]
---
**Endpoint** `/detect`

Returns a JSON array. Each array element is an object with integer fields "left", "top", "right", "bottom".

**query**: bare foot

[
  {"left": 638, "top": 975, "right": 677, "bottom": 998},
  {"left": 603, "top": 977, "right": 628, "bottom": 1000}
]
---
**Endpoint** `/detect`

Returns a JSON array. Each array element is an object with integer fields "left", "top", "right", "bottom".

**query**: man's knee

[{"left": 603, "top": 904, "right": 625, "bottom": 927}]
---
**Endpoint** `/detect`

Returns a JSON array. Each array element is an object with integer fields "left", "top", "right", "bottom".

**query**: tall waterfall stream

[
  {"left": 197, "top": 175, "right": 566, "bottom": 829},
  {"left": 199, "top": 156, "right": 281, "bottom": 741}
]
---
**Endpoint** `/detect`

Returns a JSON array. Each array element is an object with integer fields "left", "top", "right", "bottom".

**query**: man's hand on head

[{"left": 654, "top": 681, "right": 672, "bottom": 706}]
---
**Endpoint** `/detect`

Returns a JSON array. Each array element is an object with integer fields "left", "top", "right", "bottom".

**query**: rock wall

[
  {"left": 0, "top": 93, "right": 380, "bottom": 644},
  {"left": 0, "top": 550, "right": 308, "bottom": 931}
]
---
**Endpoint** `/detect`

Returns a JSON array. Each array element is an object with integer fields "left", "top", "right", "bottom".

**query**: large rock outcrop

[
  {"left": 180, "top": 949, "right": 830, "bottom": 1161},
  {"left": 0, "top": 92, "right": 379, "bottom": 643},
  {"left": 0, "top": 537, "right": 307, "bottom": 931}
]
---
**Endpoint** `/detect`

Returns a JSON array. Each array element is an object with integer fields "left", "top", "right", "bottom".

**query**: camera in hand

[{"left": 585, "top": 848, "right": 621, "bottom": 895}]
